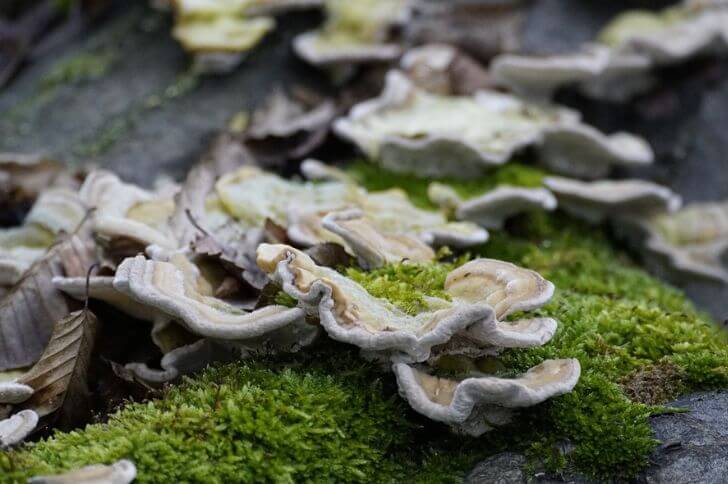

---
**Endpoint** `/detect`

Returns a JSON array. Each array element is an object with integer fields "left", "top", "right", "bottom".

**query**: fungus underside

[{"left": 2, "top": 163, "right": 727, "bottom": 482}]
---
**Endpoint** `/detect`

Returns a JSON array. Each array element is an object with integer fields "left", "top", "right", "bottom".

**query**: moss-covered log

[{"left": 2, "top": 164, "right": 727, "bottom": 482}]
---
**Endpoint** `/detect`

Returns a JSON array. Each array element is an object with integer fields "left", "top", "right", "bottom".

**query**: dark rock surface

[
  {"left": 0, "top": 1, "right": 326, "bottom": 185},
  {"left": 466, "top": 390, "right": 728, "bottom": 484},
  {"left": 642, "top": 390, "right": 728, "bottom": 483}
]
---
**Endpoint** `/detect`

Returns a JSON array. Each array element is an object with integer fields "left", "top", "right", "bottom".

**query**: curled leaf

[
  {"left": 17, "top": 309, "right": 98, "bottom": 428},
  {"left": 0, "top": 234, "right": 95, "bottom": 371}
]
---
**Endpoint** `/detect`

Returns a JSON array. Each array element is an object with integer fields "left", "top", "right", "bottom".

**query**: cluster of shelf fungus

[{"left": 2, "top": 0, "right": 728, "bottom": 481}]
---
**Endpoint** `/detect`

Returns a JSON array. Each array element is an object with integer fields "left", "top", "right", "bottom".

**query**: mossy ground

[{"left": 2, "top": 162, "right": 728, "bottom": 482}]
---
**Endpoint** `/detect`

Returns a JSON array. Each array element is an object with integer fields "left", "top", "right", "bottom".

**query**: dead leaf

[
  {"left": 17, "top": 309, "right": 97, "bottom": 429},
  {"left": 304, "top": 242, "right": 354, "bottom": 268},
  {"left": 243, "top": 88, "right": 335, "bottom": 167},
  {"left": 263, "top": 217, "right": 289, "bottom": 244},
  {"left": 170, "top": 134, "right": 255, "bottom": 249},
  {"left": 0, "top": 234, "right": 95, "bottom": 371}
]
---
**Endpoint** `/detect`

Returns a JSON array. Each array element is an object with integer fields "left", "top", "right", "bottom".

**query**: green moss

[
  {"left": 347, "top": 159, "right": 545, "bottom": 209},
  {"left": 41, "top": 52, "right": 116, "bottom": 91},
  {"left": 0, "top": 349, "right": 401, "bottom": 483},
  {"left": 4, "top": 165, "right": 728, "bottom": 481},
  {"left": 344, "top": 253, "right": 469, "bottom": 316},
  {"left": 273, "top": 289, "right": 298, "bottom": 308}
]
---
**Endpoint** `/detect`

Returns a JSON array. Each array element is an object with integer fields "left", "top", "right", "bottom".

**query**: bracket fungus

[
  {"left": 638, "top": 201, "right": 728, "bottom": 282},
  {"left": 57, "top": 253, "right": 315, "bottom": 369},
  {"left": 393, "top": 359, "right": 581, "bottom": 436},
  {"left": 490, "top": 0, "right": 728, "bottom": 102},
  {"left": 0, "top": 188, "right": 86, "bottom": 286},
  {"left": 28, "top": 459, "right": 137, "bottom": 484},
  {"left": 598, "top": 0, "right": 728, "bottom": 65},
  {"left": 428, "top": 183, "right": 557, "bottom": 230},
  {"left": 171, "top": 0, "right": 278, "bottom": 72},
  {"left": 0, "top": 409, "right": 39, "bottom": 447},
  {"left": 334, "top": 70, "right": 653, "bottom": 179},
  {"left": 113, "top": 255, "right": 312, "bottom": 344},
  {"left": 80, "top": 170, "right": 178, "bottom": 257},
  {"left": 491, "top": 44, "right": 653, "bottom": 102},
  {"left": 214, "top": 165, "right": 486, "bottom": 257},
  {"left": 124, "top": 338, "right": 239, "bottom": 384},
  {"left": 544, "top": 176, "right": 682, "bottom": 223},
  {"left": 294, "top": 0, "right": 412, "bottom": 66},
  {"left": 257, "top": 244, "right": 557, "bottom": 362}
]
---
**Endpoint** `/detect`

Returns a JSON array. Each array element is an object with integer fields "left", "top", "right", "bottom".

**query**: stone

[
  {"left": 641, "top": 390, "right": 728, "bottom": 483},
  {"left": 0, "top": 3, "right": 325, "bottom": 187},
  {"left": 466, "top": 390, "right": 728, "bottom": 483}
]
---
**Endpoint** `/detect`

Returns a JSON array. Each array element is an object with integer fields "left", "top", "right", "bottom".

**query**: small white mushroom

[
  {"left": 393, "top": 359, "right": 581, "bottom": 436},
  {"left": 428, "top": 183, "right": 557, "bottom": 229},
  {"left": 28, "top": 459, "right": 137, "bottom": 484},
  {"left": 293, "top": 0, "right": 412, "bottom": 66},
  {"left": 544, "top": 176, "right": 682, "bottom": 223},
  {"left": 0, "top": 382, "right": 34, "bottom": 404},
  {"left": 490, "top": 0, "right": 728, "bottom": 102},
  {"left": 334, "top": 70, "right": 653, "bottom": 179},
  {"left": 0, "top": 409, "right": 39, "bottom": 447},
  {"left": 257, "top": 244, "right": 557, "bottom": 362}
]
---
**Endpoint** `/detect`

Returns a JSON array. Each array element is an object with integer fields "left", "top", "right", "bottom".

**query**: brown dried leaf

[
  {"left": 0, "top": 234, "right": 95, "bottom": 371},
  {"left": 263, "top": 217, "right": 289, "bottom": 244},
  {"left": 17, "top": 309, "right": 97, "bottom": 429},
  {"left": 244, "top": 88, "right": 335, "bottom": 166},
  {"left": 304, "top": 242, "right": 354, "bottom": 269},
  {"left": 170, "top": 133, "right": 255, "bottom": 248}
]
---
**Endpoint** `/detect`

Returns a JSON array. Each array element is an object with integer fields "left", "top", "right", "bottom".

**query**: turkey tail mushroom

[{"left": 393, "top": 359, "right": 581, "bottom": 436}]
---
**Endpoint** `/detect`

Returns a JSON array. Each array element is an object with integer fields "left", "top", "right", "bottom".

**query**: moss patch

[
  {"left": 40, "top": 52, "right": 116, "bottom": 91},
  {"left": 347, "top": 159, "right": 546, "bottom": 209},
  {"left": 344, "top": 251, "right": 469, "bottom": 316},
  {"left": 3, "top": 164, "right": 728, "bottom": 482},
  {"left": 0, "top": 349, "right": 408, "bottom": 483}
]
